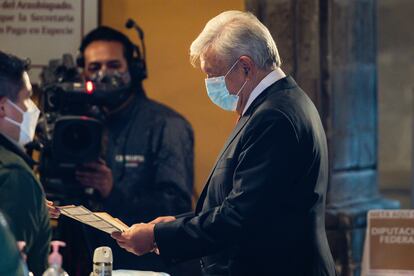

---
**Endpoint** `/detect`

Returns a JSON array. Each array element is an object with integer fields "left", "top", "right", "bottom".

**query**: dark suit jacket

[
  {"left": 155, "top": 76, "right": 336, "bottom": 275},
  {"left": 0, "top": 134, "right": 51, "bottom": 276}
]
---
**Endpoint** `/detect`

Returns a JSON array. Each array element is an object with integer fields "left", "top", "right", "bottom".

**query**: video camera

[{"left": 37, "top": 54, "right": 131, "bottom": 202}]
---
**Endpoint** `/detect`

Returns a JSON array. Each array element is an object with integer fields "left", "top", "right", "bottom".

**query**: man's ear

[
  {"left": 239, "top": 55, "right": 254, "bottom": 77},
  {"left": 0, "top": 97, "right": 7, "bottom": 118}
]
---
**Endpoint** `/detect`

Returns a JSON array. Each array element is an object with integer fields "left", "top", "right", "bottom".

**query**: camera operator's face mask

[
  {"left": 89, "top": 70, "right": 133, "bottom": 109},
  {"left": 4, "top": 99, "right": 40, "bottom": 146},
  {"left": 90, "top": 70, "right": 131, "bottom": 86}
]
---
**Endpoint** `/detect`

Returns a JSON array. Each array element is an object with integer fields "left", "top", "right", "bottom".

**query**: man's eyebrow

[
  {"left": 91, "top": 58, "right": 122, "bottom": 62},
  {"left": 87, "top": 61, "right": 101, "bottom": 66},
  {"left": 107, "top": 60, "right": 122, "bottom": 65},
  {"left": 87, "top": 60, "right": 122, "bottom": 65}
]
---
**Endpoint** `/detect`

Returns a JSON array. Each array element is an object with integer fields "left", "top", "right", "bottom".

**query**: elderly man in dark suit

[{"left": 112, "top": 10, "right": 336, "bottom": 276}]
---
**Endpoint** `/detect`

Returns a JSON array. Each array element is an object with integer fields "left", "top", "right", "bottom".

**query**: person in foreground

[
  {"left": 0, "top": 51, "right": 51, "bottom": 275},
  {"left": 0, "top": 211, "right": 27, "bottom": 276},
  {"left": 112, "top": 10, "right": 336, "bottom": 275}
]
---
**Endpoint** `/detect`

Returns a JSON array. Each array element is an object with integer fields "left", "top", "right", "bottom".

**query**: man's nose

[
  {"left": 99, "top": 65, "right": 108, "bottom": 75},
  {"left": 99, "top": 66, "right": 117, "bottom": 76}
]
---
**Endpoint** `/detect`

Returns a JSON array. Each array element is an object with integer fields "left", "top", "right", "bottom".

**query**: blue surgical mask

[{"left": 205, "top": 59, "right": 247, "bottom": 111}]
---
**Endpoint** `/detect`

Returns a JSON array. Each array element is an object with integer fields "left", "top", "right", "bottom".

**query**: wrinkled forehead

[{"left": 84, "top": 40, "right": 126, "bottom": 64}]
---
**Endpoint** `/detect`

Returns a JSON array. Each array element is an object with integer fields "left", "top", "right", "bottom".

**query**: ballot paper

[
  {"left": 59, "top": 205, "right": 129, "bottom": 234},
  {"left": 113, "top": 270, "right": 170, "bottom": 276}
]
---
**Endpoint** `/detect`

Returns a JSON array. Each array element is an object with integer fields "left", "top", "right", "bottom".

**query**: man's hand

[
  {"left": 149, "top": 216, "right": 176, "bottom": 224},
  {"left": 76, "top": 159, "right": 113, "bottom": 198},
  {"left": 46, "top": 199, "right": 61, "bottom": 219},
  {"left": 111, "top": 223, "right": 155, "bottom": 256}
]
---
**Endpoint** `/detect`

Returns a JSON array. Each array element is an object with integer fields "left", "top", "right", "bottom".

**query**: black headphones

[
  {"left": 129, "top": 44, "right": 148, "bottom": 82},
  {"left": 76, "top": 22, "right": 147, "bottom": 83},
  {"left": 126, "top": 42, "right": 147, "bottom": 82},
  {"left": 125, "top": 19, "right": 147, "bottom": 82}
]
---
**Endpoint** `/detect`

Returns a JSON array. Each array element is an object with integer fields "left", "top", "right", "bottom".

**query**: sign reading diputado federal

[{"left": 362, "top": 209, "right": 414, "bottom": 276}]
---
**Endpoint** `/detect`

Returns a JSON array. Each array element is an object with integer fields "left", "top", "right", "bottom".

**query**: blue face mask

[{"left": 205, "top": 59, "right": 248, "bottom": 111}]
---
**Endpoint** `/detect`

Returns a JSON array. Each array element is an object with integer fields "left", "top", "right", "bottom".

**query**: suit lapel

[
  {"left": 215, "top": 115, "right": 250, "bottom": 165},
  {"left": 195, "top": 115, "right": 251, "bottom": 213},
  {"left": 195, "top": 76, "right": 298, "bottom": 213},
  {"left": 202, "top": 84, "right": 275, "bottom": 185}
]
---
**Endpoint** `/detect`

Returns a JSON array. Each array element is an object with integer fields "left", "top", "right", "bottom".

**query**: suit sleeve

[
  {"left": 154, "top": 110, "right": 300, "bottom": 261},
  {"left": 103, "top": 117, "right": 194, "bottom": 224},
  {"left": 0, "top": 168, "right": 51, "bottom": 276}
]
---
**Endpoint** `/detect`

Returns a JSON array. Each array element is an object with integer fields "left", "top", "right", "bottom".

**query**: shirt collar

[
  {"left": 242, "top": 67, "right": 286, "bottom": 115},
  {"left": 0, "top": 132, "right": 36, "bottom": 167},
  {"left": 1, "top": 132, "right": 22, "bottom": 150}
]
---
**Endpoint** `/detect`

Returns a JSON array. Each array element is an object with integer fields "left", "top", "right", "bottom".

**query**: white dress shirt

[{"left": 242, "top": 67, "right": 286, "bottom": 115}]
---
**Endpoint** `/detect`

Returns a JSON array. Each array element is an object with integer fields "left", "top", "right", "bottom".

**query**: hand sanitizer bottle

[
  {"left": 91, "top": 246, "right": 113, "bottom": 276},
  {"left": 42, "top": 241, "right": 69, "bottom": 276}
]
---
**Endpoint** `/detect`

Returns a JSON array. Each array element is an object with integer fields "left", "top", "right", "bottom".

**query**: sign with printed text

[
  {"left": 362, "top": 210, "right": 414, "bottom": 276},
  {"left": 0, "top": 0, "right": 98, "bottom": 82}
]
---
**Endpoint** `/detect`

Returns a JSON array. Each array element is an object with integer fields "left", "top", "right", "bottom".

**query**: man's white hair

[{"left": 190, "top": 10, "right": 281, "bottom": 69}]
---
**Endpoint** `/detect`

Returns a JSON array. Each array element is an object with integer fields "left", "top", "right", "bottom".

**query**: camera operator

[
  {"left": 0, "top": 50, "right": 52, "bottom": 276},
  {"left": 71, "top": 26, "right": 195, "bottom": 272}
]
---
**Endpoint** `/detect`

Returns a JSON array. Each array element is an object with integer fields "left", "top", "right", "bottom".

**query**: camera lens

[
  {"left": 52, "top": 116, "right": 103, "bottom": 163},
  {"left": 61, "top": 122, "right": 92, "bottom": 151}
]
